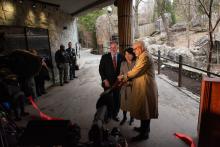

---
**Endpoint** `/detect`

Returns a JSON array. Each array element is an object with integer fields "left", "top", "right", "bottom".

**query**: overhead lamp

[
  {"left": 19, "top": 0, "right": 23, "bottom": 4},
  {"left": 32, "top": 3, "right": 36, "bottom": 8}
]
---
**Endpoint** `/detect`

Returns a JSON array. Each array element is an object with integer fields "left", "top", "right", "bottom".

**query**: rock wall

[
  {"left": 143, "top": 37, "right": 208, "bottom": 69},
  {"left": 0, "top": 0, "right": 78, "bottom": 82}
]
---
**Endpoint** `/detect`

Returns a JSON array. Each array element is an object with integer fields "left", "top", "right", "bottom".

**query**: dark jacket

[
  {"left": 0, "top": 65, "right": 23, "bottom": 103},
  {"left": 55, "top": 49, "right": 69, "bottom": 64},
  {"left": 66, "top": 48, "right": 76, "bottom": 64},
  {"left": 99, "top": 53, "right": 122, "bottom": 86}
]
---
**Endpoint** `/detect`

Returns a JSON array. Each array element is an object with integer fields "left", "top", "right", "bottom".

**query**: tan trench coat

[
  {"left": 125, "top": 51, "right": 158, "bottom": 120},
  {"left": 120, "top": 61, "right": 135, "bottom": 111}
]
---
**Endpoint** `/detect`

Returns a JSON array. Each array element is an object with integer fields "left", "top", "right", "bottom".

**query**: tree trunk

[
  {"left": 207, "top": 16, "right": 213, "bottom": 76},
  {"left": 187, "top": 0, "right": 191, "bottom": 48},
  {"left": 156, "top": 0, "right": 174, "bottom": 46},
  {"left": 187, "top": 24, "right": 190, "bottom": 48},
  {"left": 134, "top": 8, "right": 139, "bottom": 39},
  {"left": 197, "top": 0, "right": 220, "bottom": 76},
  {"left": 160, "top": 12, "right": 174, "bottom": 46}
]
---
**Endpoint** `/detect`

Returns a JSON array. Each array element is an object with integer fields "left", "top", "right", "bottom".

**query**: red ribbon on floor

[
  {"left": 174, "top": 133, "right": 196, "bottom": 147},
  {"left": 28, "top": 96, "right": 63, "bottom": 120}
]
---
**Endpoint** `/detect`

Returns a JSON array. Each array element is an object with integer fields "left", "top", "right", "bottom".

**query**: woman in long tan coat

[
  {"left": 119, "top": 48, "right": 136, "bottom": 126},
  {"left": 118, "top": 41, "right": 158, "bottom": 142}
]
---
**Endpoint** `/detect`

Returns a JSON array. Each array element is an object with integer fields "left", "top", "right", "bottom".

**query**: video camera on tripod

[{"left": 18, "top": 87, "right": 127, "bottom": 147}]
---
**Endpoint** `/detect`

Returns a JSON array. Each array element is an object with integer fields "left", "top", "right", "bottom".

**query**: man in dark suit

[
  {"left": 99, "top": 41, "right": 122, "bottom": 121},
  {"left": 66, "top": 42, "right": 77, "bottom": 80}
]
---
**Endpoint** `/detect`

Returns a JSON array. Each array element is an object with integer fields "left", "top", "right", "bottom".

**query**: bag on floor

[{"left": 75, "top": 64, "right": 79, "bottom": 70}]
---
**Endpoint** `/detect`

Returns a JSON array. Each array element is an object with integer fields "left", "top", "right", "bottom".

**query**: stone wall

[
  {"left": 0, "top": 0, "right": 78, "bottom": 82},
  {"left": 142, "top": 37, "right": 207, "bottom": 68}
]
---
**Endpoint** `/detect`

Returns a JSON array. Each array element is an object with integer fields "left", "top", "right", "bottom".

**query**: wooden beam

[
  {"left": 14, "top": 0, "right": 60, "bottom": 8},
  {"left": 36, "top": 0, "right": 60, "bottom": 8},
  {"left": 117, "top": 0, "right": 133, "bottom": 54}
]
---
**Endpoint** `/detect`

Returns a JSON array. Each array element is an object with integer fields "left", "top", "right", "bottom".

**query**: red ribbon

[
  {"left": 28, "top": 96, "right": 196, "bottom": 147},
  {"left": 28, "top": 96, "right": 63, "bottom": 120},
  {"left": 174, "top": 133, "right": 196, "bottom": 147}
]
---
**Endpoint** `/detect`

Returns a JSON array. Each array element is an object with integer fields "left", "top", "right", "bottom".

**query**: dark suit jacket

[{"left": 99, "top": 53, "right": 122, "bottom": 87}]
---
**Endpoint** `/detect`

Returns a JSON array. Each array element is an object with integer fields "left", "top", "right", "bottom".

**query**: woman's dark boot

[
  {"left": 120, "top": 111, "right": 127, "bottom": 125},
  {"left": 129, "top": 117, "right": 134, "bottom": 125}
]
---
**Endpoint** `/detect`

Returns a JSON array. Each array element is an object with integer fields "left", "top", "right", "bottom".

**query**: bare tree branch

[
  {"left": 134, "top": 0, "right": 142, "bottom": 12},
  {"left": 133, "top": 5, "right": 136, "bottom": 11},
  {"left": 212, "top": 17, "right": 220, "bottom": 32},
  {"left": 209, "top": 0, "right": 214, "bottom": 16},
  {"left": 198, "top": 0, "right": 209, "bottom": 16},
  {"left": 137, "top": 0, "right": 142, "bottom": 6}
]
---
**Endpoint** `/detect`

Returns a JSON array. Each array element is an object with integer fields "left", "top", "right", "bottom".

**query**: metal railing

[{"left": 155, "top": 50, "right": 220, "bottom": 87}]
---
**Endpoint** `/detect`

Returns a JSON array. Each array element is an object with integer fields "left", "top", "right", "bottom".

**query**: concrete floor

[{"left": 18, "top": 49, "right": 200, "bottom": 147}]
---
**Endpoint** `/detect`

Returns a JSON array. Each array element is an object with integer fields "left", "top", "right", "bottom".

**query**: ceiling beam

[{"left": 36, "top": 0, "right": 60, "bottom": 8}]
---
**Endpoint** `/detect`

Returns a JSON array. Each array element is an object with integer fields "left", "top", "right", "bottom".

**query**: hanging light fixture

[
  {"left": 32, "top": 2, "right": 36, "bottom": 8},
  {"left": 19, "top": 0, "right": 23, "bottom": 4}
]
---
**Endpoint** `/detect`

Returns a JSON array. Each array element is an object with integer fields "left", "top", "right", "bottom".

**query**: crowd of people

[{"left": 99, "top": 41, "right": 158, "bottom": 142}]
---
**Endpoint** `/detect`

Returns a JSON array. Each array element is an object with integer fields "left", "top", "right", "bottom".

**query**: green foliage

[
  {"left": 78, "top": 10, "right": 104, "bottom": 32},
  {"left": 164, "top": 0, "right": 176, "bottom": 24},
  {"left": 155, "top": 0, "right": 176, "bottom": 24}
]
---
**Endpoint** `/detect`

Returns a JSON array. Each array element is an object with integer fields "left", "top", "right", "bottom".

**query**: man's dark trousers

[
  {"left": 69, "top": 63, "right": 75, "bottom": 80},
  {"left": 141, "top": 119, "right": 151, "bottom": 135},
  {"left": 112, "top": 89, "right": 120, "bottom": 118}
]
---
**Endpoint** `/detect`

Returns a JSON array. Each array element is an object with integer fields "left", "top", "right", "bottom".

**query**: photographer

[
  {"left": 0, "top": 65, "right": 28, "bottom": 121},
  {"left": 0, "top": 50, "right": 41, "bottom": 120}
]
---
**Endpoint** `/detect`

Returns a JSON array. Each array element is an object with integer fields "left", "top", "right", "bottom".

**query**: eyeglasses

[{"left": 133, "top": 48, "right": 138, "bottom": 51}]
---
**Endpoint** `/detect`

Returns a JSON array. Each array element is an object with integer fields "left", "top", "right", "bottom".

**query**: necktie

[{"left": 113, "top": 55, "right": 117, "bottom": 70}]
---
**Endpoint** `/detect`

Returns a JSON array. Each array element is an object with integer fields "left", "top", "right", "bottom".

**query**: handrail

[{"left": 153, "top": 51, "right": 220, "bottom": 86}]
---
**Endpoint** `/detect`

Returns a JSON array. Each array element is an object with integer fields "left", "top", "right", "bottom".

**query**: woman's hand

[
  {"left": 117, "top": 75, "right": 124, "bottom": 82},
  {"left": 103, "top": 79, "right": 110, "bottom": 88}
]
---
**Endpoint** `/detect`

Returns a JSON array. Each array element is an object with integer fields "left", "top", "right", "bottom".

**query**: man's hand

[
  {"left": 103, "top": 79, "right": 110, "bottom": 88},
  {"left": 117, "top": 75, "right": 124, "bottom": 82}
]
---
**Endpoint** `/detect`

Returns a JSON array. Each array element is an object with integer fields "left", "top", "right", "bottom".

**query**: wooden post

[
  {"left": 178, "top": 55, "right": 182, "bottom": 87},
  {"left": 24, "top": 27, "right": 29, "bottom": 50},
  {"left": 158, "top": 50, "right": 161, "bottom": 74},
  {"left": 198, "top": 77, "right": 220, "bottom": 147},
  {"left": 116, "top": 0, "right": 133, "bottom": 55}
]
